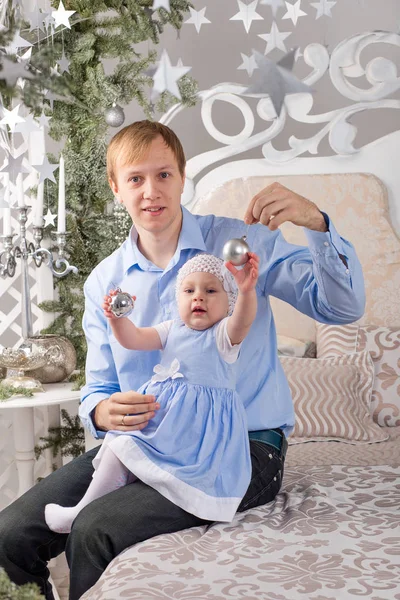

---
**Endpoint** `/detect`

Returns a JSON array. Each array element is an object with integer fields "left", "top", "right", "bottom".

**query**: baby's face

[{"left": 178, "top": 271, "right": 229, "bottom": 330}]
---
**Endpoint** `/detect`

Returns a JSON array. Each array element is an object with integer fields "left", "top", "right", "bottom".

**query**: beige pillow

[
  {"left": 317, "top": 323, "right": 400, "bottom": 427},
  {"left": 280, "top": 351, "right": 389, "bottom": 445}
]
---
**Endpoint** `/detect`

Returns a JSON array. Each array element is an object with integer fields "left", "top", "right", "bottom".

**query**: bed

[{"left": 80, "top": 51, "right": 400, "bottom": 599}]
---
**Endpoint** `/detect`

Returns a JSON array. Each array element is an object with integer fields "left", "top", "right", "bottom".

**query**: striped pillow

[
  {"left": 317, "top": 323, "right": 400, "bottom": 427},
  {"left": 280, "top": 351, "right": 388, "bottom": 445}
]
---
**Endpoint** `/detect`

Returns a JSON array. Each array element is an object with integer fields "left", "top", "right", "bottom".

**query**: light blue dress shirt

[{"left": 80, "top": 206, "right": 365, "bottom": 439}]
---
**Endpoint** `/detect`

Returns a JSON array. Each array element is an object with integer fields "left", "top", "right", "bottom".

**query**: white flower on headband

[{"left": 151, "top": 358, "right": 184, "bottom": 384}]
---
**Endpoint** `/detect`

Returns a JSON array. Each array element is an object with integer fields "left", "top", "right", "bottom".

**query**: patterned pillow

[
  {"left": 280, "top": 351, "right": 389, "bottom": 445},
  {"left": 317, "top": 323, "right": 400, "bottom": 427}
]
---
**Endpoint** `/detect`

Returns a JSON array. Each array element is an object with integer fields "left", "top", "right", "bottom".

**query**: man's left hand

[{"left": 243, "top": 182, "right": 328, "bottom": 232}]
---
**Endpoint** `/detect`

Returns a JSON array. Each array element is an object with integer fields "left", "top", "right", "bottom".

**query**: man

[{"left": 0, "top": 121, "right": 365, "bottom": 600}]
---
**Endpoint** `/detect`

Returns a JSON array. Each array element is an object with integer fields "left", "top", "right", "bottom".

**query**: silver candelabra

[{"left": 0, "top": 206, "right": 78, "bottom": 391}]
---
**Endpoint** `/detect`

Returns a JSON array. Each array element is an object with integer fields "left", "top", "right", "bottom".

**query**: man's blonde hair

[{"left": 107, "top": 120, "right": 186, "bottom": 183}]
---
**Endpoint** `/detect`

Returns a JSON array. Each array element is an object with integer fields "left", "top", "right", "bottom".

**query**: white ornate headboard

[{"left": 160, "top": 31, "right": 400, "bottom": 340}]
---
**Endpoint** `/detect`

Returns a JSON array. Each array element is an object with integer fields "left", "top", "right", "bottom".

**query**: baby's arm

[
  {"left": 225, "top": 252, "right": 259, "bottom": 345},
  {"left": 102, "top": 291, "right": 162, "bottom": 351}
]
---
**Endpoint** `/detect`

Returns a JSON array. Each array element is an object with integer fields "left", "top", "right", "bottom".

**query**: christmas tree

[{"left": 8, "top": 0, "right": 199, "bottom": 380}]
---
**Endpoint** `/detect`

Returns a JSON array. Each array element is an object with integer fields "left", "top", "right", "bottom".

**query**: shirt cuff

[
  {"left": 79, "top": 392, "right": 109, "bottom": 439},
  {"left": 304, "top": 213, "right": 349, "bottom": 265}
]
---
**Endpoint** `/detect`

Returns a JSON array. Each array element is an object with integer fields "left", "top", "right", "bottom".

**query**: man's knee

[{"left": 0, "top": 505, "right": 25, "bottom": 560}]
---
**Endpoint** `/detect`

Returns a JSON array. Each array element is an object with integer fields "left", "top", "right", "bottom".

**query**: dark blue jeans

[{"left": 0, "top": 438, "right": 286, "bottom": 600}]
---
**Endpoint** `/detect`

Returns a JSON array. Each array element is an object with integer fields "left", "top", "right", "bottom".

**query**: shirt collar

[{"left": 121, "top": 206, "right": 207, "bottom": 274}]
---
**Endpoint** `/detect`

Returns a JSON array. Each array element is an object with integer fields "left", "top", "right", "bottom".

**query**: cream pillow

[
  {"left": 277, "top": 335, "right": 316, "bottom": 358},
  {"left": 280, "top": 351, "right": 389, "bottom": 445},
  {"left": 317, "top": 323, "right": 400, "bottom": 427}
]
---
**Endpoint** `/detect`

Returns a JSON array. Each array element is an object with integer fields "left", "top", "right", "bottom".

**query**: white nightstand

[{"left": 1, "top": 381, "right": 81, "bottom": 498}]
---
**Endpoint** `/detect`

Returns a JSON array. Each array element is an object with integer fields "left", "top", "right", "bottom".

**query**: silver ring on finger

[{"left": 121, "top": 414, "right": 127, "bottom": 426}]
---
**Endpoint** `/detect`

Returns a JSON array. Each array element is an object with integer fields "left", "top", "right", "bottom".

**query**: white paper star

[
  {"left": 151, "top": 50, "right": 191, "bottom": 101},
  {"left": 0, "top": 152, "right": 31, "bottom": 183},
  {"left": 258, "top": 21, "right": 292, "bottom": 55},
  {"left": 57, "top": 52, "right": 70, "bottom": 74},
  {"left": 3, "top": 30, "right": 33, "bottom": 55},
  {"left": 245, "top": 50, "right": 313, "bottom": 116},
  {"left": 152, "top": 0, "right": 170, "bottom": 10},
  {"left": 282, "top": 0, "right": 307, "bottom": 26},
  {"left": 230, "top": 0, "right": 263, "bottom": 34},
  {"left": 32, "top": 156, "right": 58, "bottom": 184},
  {"left": 310, "top": 0, "right": 336, "bottom": 19},
  {"left": 43, "top": 208, "right": 56, "bottom": 227},
  {"left": 37, "top": 112, "right": 52, "bottom": 128},
  {"left": 26, "top": 6, "right": 47, "bottom": 32},
  {"left": 0, "top": 56, "right": 34, "bottom": 86},
  {"left": 238, "top": 52, "right": 258, "bottom": 77},
  {"left": 260, "top": 0, "right": 285, "bottom": 16},
  {"left": 0, "top": 105, "right": 25, "bottom": 133},
  {"left": 14, "top": 113, "right": 41, "bottom": 138},
  {"left": 52, "top": 0, "right": 76, "bottom": 29},
  {"left": 184, "top": 7, "right": 211, "bottom": 34}
]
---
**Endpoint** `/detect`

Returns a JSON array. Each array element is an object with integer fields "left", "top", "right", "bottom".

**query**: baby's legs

[{"left": 45, "top": 444, "right": 131, "bottom": 533}]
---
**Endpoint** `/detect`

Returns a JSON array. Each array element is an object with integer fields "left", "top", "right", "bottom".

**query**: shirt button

[
  {"left": 324, "top": 241, "right": 329, "bottom": 247},
  {"left": 345, "top": 269, "right": 350, "bottom": 274}
]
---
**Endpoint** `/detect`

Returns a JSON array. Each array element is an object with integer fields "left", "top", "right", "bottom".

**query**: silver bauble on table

[
  {"left": 110, "top": 290, "right": 135, "bottom": 318},
  {"left": 105, "top": 103, "right": 125, "bottom": 127},
  {"left": 222, "top": 236, "right": 250, "bottom": 266}
]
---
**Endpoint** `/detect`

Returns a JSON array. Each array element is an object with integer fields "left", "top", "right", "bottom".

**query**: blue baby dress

[{"left": 93, "top": 318, "right": 252, "bottom": 522}]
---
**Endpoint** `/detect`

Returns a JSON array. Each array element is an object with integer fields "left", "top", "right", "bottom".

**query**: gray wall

[{"left": 116, "top": 0, "right": 400, "bottom": 164}]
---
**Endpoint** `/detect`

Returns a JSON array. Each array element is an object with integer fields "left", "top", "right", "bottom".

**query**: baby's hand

[
  {"left": 102, "top": 289, "right": 137, "bottom": 320},
  {"left": 225, "top": 252, "right": 259, "bottom": 294}
]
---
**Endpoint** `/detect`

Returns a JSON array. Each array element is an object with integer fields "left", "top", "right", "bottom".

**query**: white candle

[
  {"left": 2, "top": 175, "right": 11, "bottom": 236},
  {"left": 57, "top": 154, "right": 66, "bottom": 232},
  {"left": 16, "top": 173, "right": 25, "bottom": 207},
  {"left": 34, "top": 181, "right": 44, "bottom": 227}
]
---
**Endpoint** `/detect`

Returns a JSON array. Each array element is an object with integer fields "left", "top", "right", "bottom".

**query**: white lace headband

[{"left": 176, "top": 254, "right": 238, "bottom": 315}]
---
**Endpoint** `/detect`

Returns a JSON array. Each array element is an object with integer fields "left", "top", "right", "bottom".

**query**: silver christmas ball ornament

[
  {"left": 110, "top": 289, "right": 135, "bottom": 318},
  {"left": 222, "top": 237, "right": 250, "bottom": 266},
  {"left": 105, "top": 103, "right": 125, "bottom": 127}
]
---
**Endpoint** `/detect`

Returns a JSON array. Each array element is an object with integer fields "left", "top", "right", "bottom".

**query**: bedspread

[{"left": 81, "top": 463, "right": 400, "bottom": 600}]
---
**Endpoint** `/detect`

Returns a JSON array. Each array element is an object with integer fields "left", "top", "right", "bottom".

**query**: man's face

[
  {"left": 177, "top": 271, "right": 229, "bottom": 330},
  {"left": 110, "top": 136, "right": 185, "bottom": 236}
]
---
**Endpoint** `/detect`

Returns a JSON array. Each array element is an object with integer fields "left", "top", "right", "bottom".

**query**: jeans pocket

[{"left": 238, "top": 441, "right": 285, "bottom": 512}]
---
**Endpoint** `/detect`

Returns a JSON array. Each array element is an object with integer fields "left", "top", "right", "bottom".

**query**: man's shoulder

[
  {"left": 86, "top": 244, "right": 125, "bottom": 286},
  {"left": 194, "top": 212, "right": 244, "bottom": 234}
]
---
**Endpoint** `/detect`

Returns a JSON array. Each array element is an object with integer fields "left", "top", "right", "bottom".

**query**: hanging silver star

[
  {"left": 0, "top": 55, "right": 35, "bottom": 86},
  {"left": 150, "top": 50, "right": 191, "bottom": 101},
  {"left": 43, "top": 208, "right": 56, "bottom": 227},
  {"left": 258, "top": 21, "right": 292, "bottom": 55},
  {"left": 230, "top": 0, "right": 263, "bottom": 34},
  {"left": 57, "top": 52, "right": 70, "bottom": 74},
  {"left": 14, "top": 112, "right": 41, "bottom": 139},
  {"left": 32, "top": 156, "right": 59, "bottom": 184},
  {"left": 37, "top": 112, "right": 52, "bottom": 128},
  {"left": 184, "top": 7, "right": 211, "bottom": 34},
  {"left": 282, "top": 0, "right": 307, "bottom": 26},
  {"left": 3, "top": 30, "right": 33, "bottom": 55},
  {"left": 260, "top": 0, "right": 285, "bottom": 17},
  {"left": 26, "top": 5, "right": 47, "bottom": 32},
  {"left": 52, "top": 0, "right": 76, "bottom": 29},
  {"left": 0, "top": 152, "right": 31, "bottom": 183},
  {"left": 310, "top": 0, "right": 336, "bottom": 19},
  {"left": 245, "top": 50, "right": 313, "bottom": 117},
  {"left": 0, "top": 104, "right": 25, "bottom": 132},
  {"left": 238, "top": 52, "right": 258, "bottom": 77},
  {"left": 152, "top": 0, "right": 170, "bottom": 11}
]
